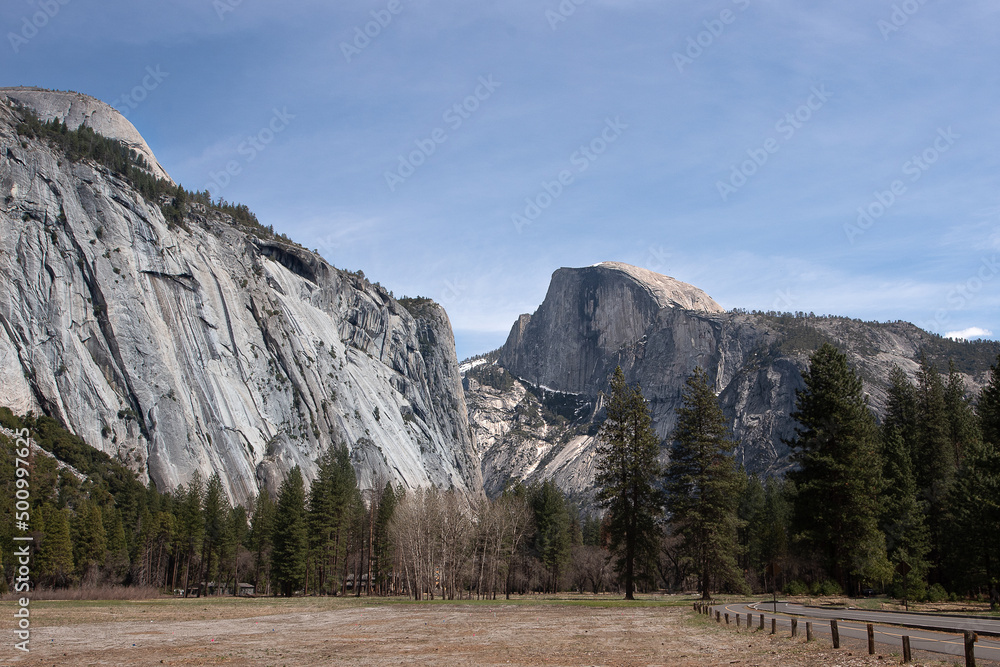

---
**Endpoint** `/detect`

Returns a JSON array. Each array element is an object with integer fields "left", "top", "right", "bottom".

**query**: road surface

[{"left": 705, "top": 600, "right": 1000, "bottom": 663}]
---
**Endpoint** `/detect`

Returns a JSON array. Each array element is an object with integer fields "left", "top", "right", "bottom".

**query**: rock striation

[{"left": 0, "top": 91, "right": 481, "bottom": 505}]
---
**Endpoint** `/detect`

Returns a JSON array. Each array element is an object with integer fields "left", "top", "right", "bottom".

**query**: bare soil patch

[{"left": 0, "top": 596, "right": 962, "bottom": 666}]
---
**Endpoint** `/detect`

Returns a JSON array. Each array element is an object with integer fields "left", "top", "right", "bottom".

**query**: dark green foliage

[
  {"left": 945, "top": 356, "right": 1000, "bottom": 608},
  {"left": 595, "top": 366, "right": 663, "bottom": 600},
  {"left": 945, "top": 360, "right": 981, "bottom": 466},
  {"left": 272, "top": 467, "right": 308, "bottom": 596},
  {"left": 72, "top": 500, "right": 107, "bottom": 579},
  {"left": 665, "top": 367, "right": 747, "bottom": 599},
  {"left": 946, "top": 439, "right": 1000, "bottom": 607},
  {"left": 979, "top": 355, "right": 1000, "bottom": 447},
  {"left": 912, "top": 356, "right": 957, "bottom": 579},
  {"left": 787, "top": 344, "right": 890, "bottom": 592},
  {"left": 199, "top": 473, "right": 230, "bottom": 595},
  {"left": 879, "top": 425, "right": 931, "bottom": 599},
  {"left": 37, "top": 506, "right": 74, "bottom": 587},
  {"left": 466, "top": 363, "right": 516, "bottom": 392},
  {"left": 739, "top": 475, "right": 792, "bottom": 593},
  {"left": 307, "top": 444, "right": 361, "bottom": 594},
  {"left": 528, "top": 480, "right": 572, "bottom": 593},
  {"left": 397, "top": 296, "right": 436, "bottom": 319},
  {"left": 248, "top": 488, "right": 276, "bottom": 594},
  {"left": 371, "top": 481, "right": 399, "bottom": 595},
  {"left": 13, "top": 105, "right": 271, "bottom": 239}
]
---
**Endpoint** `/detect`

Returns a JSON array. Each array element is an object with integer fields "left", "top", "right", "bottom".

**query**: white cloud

[{"left": 945, "top": 327, "right": 994, "bottom": 341}]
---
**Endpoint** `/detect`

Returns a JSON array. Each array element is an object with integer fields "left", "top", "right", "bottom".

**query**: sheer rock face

[
  {"left": 0, "top": 93, "right": 481, "bottom": 505},
  {"left": 472, "top": 263, "right": 996, "bottom": 503}
]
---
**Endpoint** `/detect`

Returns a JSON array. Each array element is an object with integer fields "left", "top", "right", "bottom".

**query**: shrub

[
  {"left": 926, "top": 583, "right": 948, "bottom": 603},
  {"left": 785, "top": 580, "right": 809, "bottom": 596},
  {"left": 810, "top": 579, "right": 843, "bottom": 596}
]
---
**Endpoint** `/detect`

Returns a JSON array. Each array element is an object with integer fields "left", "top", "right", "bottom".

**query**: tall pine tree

[
  {"left": 664, "top": 366, "right": 746, "bottom": 599},
  {"left": 948, "top": 354, "right": 1000, "bottom": 608},
  {"left": 595, "top": 366, "right": 663, "bottom": 600},
  {"left": 787, "top": 344, "right": 890, "bottom": 593},
  {"left": 272, "top": 467, "right": 308, "bottom": 596}
]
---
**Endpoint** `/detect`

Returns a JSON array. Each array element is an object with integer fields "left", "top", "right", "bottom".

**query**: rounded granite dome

[{"left": 0, "top": 86, "right": 173, "bottom": 183}]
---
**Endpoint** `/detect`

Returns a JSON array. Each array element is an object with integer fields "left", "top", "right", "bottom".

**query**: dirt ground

[{"left": 0, "top": 596, "right": 969, "bottom": 666}]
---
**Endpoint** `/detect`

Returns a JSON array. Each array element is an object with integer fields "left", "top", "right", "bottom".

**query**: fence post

[
  {"left": 747, "top": 613, "right": 752, "bottom": 628},
  {"left": 771, "top": 618, "right": 776, "bottom": 635},
  {"left": 725, "top": 613, "right": 730, "bottom": 625},
  {"left": 902, "top": 636, "right": 911, "bottom": 663},
  {"left": 759, "top": 614, "right": 764, "bottom": 631},
  {"left": 736, "top": 613, "right": 741, "bottom": 628},
  {"left": 831, "top": 620, "right": 840, "bottom": 649},
  {"left": 965, "top": 631, "right": 977, "bottom": 667},
  {"left": 716, "top": 610, "right": 721, "bottom": 623},
  {"left": 867, "top": 623, "right": 875, "bottom": 655},
  {"left": 791, "top": 618, "right": 797, "bottom": 637},
  {"left": 806, "top": 621, "right": 813, "bottom": 642}
]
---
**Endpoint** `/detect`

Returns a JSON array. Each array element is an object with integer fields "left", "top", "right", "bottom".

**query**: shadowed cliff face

[
  {"left": 0, "top": 93, "right": 481, "bottom": 505},
  {"left": 472, "top": 263, "right": 997, "bottom": 505}
]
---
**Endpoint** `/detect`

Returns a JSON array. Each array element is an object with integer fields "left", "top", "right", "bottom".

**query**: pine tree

[
  {"left": 176, "top": 473, "right": 204, "bottom": 596},
  {"left": 947, "top": 439, "right": 1000, "bottom": 607},
  {"left": 979, "top": 354, "right": 1000, "bottom": 446},
  {"left": 272, "top": 467, "right": 308, "bottom": 596},
  {"left": 913, "top": 356, "right": 957, "bottom": 581},
  {"left": 665, "top": 366, "right": 746, "bottom": 599},
  {"left": 200, "top": 473, "right": 229, "bottom": 595},
  {"left": 945, "top": 360, "right": 981, "bottom": 466},
  {"left": 72, "top": 500, "right": 107, "bottom": 580},
  {"left": 946, "top": 355, "right": 1000, "bottom": 608},
  {"left": 595, "top": 366, "right": 664, "bottom": 600},
  {"left": 103, "top": 505, "right": 130, "bottom": 581},
  {"left": 38, "top": 505, "right": 74, "bottom": 587},
  {"left": 371, "top": 481, "right": 398, "bottom": 595},
  {"left": 529, "top": 480, "right": 572, "bottom": 593},
  {"left": 879, "top": 425, "right": 930, "bottom": 599},
  {"left": 787, "top": 344, "right": 890, "bottom": 593},
  {"left": 248, "top": 489, "right": 276, "bottom": 595}
]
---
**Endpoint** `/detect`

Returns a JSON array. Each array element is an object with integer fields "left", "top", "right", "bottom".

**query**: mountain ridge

[
  {"left": 0, "top": 88, "right": 481, "bottom": 505},
  {"left": 466, "top": 262, "right": 1000, "bottom": 503}
]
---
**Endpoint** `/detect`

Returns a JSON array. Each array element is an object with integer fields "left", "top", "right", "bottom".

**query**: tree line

[
  {"left": 3, "top": 345, "right": 998, "bottom": 606},
  {"left": 594, "top": 345, "right": 999, "bottom": 607}
]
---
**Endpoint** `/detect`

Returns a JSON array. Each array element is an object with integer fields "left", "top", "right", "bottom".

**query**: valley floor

[{"left": 0, "top": 595, "right": 967, "bottom": 666}]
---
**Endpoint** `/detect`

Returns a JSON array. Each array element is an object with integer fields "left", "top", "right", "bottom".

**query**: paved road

[{"left": 706, "top": 601, "right": 1000, "bottom": 663}]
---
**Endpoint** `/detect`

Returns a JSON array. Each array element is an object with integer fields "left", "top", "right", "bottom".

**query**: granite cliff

[
  {"left": 0, "top": 89, "right": 481, "bottom": 505},
  {"left": 465, "top": 262, "right": 1000, "bottom": 502}
]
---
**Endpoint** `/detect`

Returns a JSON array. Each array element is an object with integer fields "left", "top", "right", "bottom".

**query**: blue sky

[{"left": 4, "top": 0, "right": 1000, "bottom": 360}]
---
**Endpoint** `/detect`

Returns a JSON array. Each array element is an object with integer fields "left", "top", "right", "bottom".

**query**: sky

[{"left": 3, "top": 0, "right": 1000, "bottom": 360}]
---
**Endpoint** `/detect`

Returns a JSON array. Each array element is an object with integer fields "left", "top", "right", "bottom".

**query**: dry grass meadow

[{"left": 0, "top": 594, "right": 969, "bottom": 666}]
